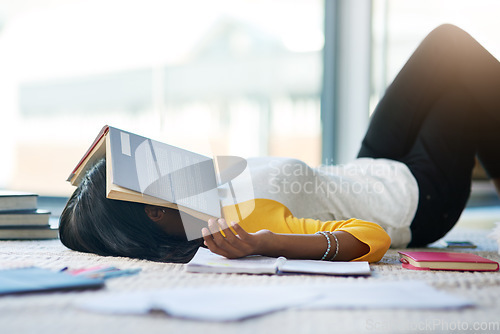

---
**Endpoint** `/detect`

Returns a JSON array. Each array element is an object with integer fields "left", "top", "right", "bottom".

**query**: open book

[
  {"left": 185, "top": 247, "right": 371, "bottom": 276},
  {"left": 67, "top": 126, "right": 222, "bottom": 228}
]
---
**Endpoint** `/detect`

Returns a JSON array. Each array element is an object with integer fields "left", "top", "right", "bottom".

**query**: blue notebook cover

[{"left": 0, "top": 267, "right": 104, "bottom": 295}]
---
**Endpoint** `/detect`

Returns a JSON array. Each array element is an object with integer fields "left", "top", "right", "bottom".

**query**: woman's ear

[{"left": 144, "top": 205, "right": 164, "bottom": 222}]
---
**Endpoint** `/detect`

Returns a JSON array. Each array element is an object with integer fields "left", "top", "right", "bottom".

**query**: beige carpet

[{"left": 1, "top": 227, "right": 499, "bottom": 334}]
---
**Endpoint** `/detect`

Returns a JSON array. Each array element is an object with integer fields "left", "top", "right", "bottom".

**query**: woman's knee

[
  {"left": 428, "top": 24, "right": 466, "bottom": 39},
  {"left": 425, "top": 24, "right": 473, "bottom": 48},
  {"left": 417, "top": 24, "right": 474, "bottom": 61}
]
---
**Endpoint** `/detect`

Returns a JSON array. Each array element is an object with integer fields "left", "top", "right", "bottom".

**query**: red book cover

[
  {"left": 398, "top": 251, "right": 499, "bottom": 272},
  {"left": 66, "top": 125, "right": 109, "bottom": 182}
]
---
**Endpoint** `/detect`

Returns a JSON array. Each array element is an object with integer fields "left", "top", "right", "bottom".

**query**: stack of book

[{"left": 0, "top": 190, "right": 58, "bottom": 240}]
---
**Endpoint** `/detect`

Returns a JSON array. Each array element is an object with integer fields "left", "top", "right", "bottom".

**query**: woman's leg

[
  {"left": 358, "top": 24, "right": 500, "bottom": 246},
  {"left": 494, "top": 179, "right": 500, "bottom": 198},
  {"left": 358, "top": 24, "right": 500, "bottom": 171},
  {"left": 404, "top": 87, "right": 480, "bottom": 246}
]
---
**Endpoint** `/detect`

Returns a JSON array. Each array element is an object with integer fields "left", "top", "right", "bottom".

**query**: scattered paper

[
  {"left": 78, "top": 286, "right": 320, "bottom": 321},
  {"left": 300, "top": 281, "right": 473, "bottom": 309},
  {"left": 77, "top": 281, "right": 473, "bottom": 321}
]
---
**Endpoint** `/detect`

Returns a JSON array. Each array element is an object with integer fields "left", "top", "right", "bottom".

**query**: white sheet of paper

[
  {"left": 77, "top": 281, "right": 473, "bottom": 322},
  {"left": 78, "top": 286, "right": 320, "bottom": 321},
  {"left": 152, "top": 287, "right": 318, "bottom": 321},
  {"left": 301, "top": 281, "right": 474, "bottom": 309}
]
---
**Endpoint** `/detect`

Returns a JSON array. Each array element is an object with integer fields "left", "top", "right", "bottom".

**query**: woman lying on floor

[{"left": 59, "top": 24, "right": 500, "bottom": 264}]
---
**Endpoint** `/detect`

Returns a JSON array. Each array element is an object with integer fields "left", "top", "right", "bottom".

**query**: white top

[{"left": 221, "top": 157, "right": 419, "bottom": 248}]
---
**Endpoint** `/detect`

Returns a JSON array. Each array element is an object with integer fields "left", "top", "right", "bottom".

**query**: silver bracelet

[
  {"left": 315, "top": 231, "right": 331, "bottom": 261},
  {"left": 328, "top": 232, "right": 339, "bottom": 261}
]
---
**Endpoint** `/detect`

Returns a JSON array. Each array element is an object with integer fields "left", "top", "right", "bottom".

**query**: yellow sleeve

[
  {"left": 222, "top": 198, "right": 391, "bottom": 263},
  {"left": 283, "top": 216, "right": 391, "bottom": 263}
]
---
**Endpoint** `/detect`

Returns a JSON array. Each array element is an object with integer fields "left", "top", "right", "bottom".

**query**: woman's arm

[{"left": 202, "top": 218, "right": 370, "bottom": 261}]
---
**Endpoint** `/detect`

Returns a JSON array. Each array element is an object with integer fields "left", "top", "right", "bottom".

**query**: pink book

[{"left": 398, "top": 251, "right": 499, "bottom": 272}]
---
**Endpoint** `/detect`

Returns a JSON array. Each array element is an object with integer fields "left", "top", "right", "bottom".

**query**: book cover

[
  {"left": 0, "top": 190, "right": 38, "bottom": 212},
  {"left": 0, "top": 209, "right": 51, "bottom": 226},
  {"left": 67, "top": 125, "right": 109, "bottom": 185},
  {"left": 185, "top": 247, "right": 371, "bottom": 276},
  {"left": 0, "top": 225, "right": 59, "bottom": 240},
  {"left": 67, "top": 126, "right": 222, "bottom": 229},
  {"left": 398, "top": 251, "right": 499, "bottom": 272}
]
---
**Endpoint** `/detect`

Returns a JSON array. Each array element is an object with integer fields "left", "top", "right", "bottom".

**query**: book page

[
  {"left": 185, "top": 247, "right": 279, "bottom": 274},
  {"left": 278, "top": 259, "right": 371, "bottom": 276},
  {"left": 151, "top": 141, "right": 218, "bottom": 214},
  {"left": 108, "top": 127, "right": 220, "bottom": 218}
]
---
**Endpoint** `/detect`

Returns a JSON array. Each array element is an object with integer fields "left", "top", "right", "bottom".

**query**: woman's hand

[
  {"left": 202, "top": 218, "right": 274, "bottom": 259},
  {"left": 202, "top": 218, "right": 372, "bottom": 261}
]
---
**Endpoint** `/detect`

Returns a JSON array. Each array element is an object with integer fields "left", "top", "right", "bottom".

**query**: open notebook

[{"left": 185, "top": 247, "right": 371, "bottom": 276}]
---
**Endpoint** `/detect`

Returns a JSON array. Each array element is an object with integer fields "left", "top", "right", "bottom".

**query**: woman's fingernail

[{"left": 202, "top": 228, "right": 209, "bottom": 236}]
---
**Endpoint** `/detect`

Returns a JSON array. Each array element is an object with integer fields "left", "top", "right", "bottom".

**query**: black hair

[{"left": 59, "top": 159, "right": 203, "bottom": 263}]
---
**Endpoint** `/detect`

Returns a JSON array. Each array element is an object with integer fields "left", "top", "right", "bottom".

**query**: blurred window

[
  {"left": 0, "top": 0, "right": 324, "bottom": 196},
  {"left": 371, "top": 0, "right": 500, "bottom": 113}
]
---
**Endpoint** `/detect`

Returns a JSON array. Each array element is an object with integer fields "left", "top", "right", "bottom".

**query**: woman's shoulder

[
  {"left": 246, "top": 156, "right": 311, "bottom": 169},
  {"left": 316, "top": 157, "right": 411, "bottom": 176}
]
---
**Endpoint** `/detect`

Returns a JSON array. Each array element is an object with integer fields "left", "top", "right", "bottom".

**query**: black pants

[{"left": 358, "top": 24, "right": 500, "bottom": 247}]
